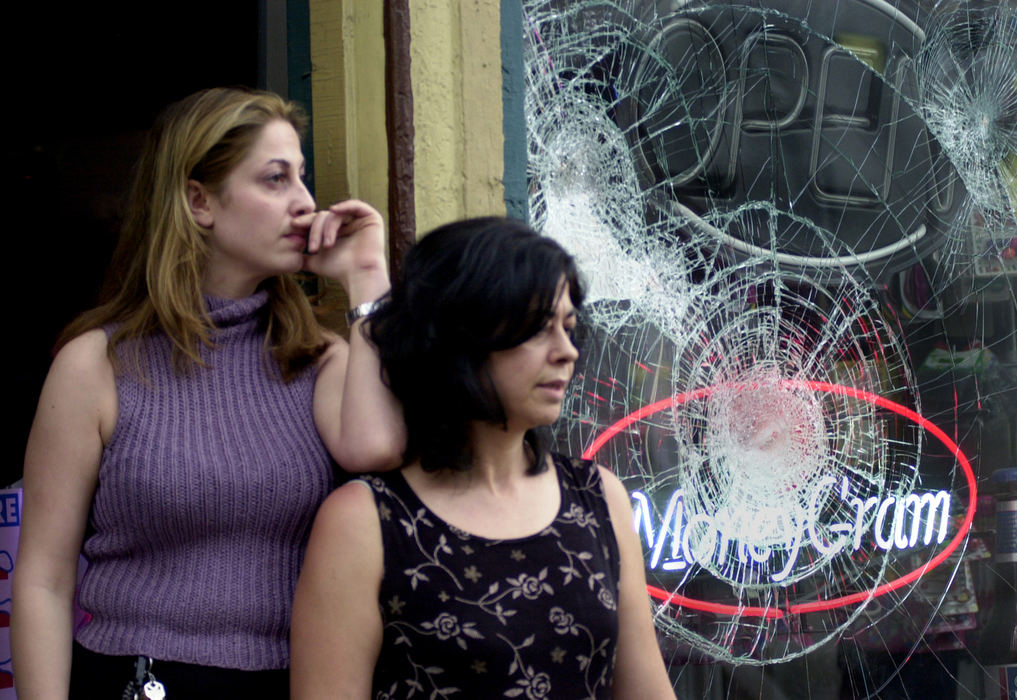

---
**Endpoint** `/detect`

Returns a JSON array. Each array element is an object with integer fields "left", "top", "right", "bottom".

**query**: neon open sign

[{"left": 583, "top": 379, "right": 976, "bottom": 618}]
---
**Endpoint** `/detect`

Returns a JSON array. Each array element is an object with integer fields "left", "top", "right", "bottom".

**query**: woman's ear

[{"left": 187, "top": 179, "right": 214, "bottom": 228}]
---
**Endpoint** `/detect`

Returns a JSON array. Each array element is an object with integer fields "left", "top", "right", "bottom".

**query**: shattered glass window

[{"left": 523, "top": 0, "right": 1017, "bottom": 696}]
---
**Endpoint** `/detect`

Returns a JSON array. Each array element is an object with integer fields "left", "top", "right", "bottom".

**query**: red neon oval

[{"left": 583, "top": 379, "right": 977, "bottom": 618}]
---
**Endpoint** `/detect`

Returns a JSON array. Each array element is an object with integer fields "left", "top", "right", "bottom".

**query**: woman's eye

[{"left": 266, "top": 172, "right": 288, "bottom": 185}]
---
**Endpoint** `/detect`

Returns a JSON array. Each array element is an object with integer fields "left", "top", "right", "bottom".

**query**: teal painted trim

[
  {"left": 287, "top": 0, "right": 315, "bottom": 196},
  {"left": 501, "top": 0, "right": 528, "bottom": 222}
]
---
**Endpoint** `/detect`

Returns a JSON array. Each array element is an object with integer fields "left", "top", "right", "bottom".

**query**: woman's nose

[
  {"left": 293, "top": 180, "right": 316, "bottom": 215},
  {"left": 554, "top": 328, "right": 579, "bottom": 363}
]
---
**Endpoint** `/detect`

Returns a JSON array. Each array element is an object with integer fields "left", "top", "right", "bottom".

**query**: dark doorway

[{"left": 7, "top": 3, "right": 269, "bottom": 487}]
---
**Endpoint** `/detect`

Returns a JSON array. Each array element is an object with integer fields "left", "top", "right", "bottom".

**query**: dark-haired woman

[
  {"left": 291, "top": 218, "right": 674, "bottom": 699},
  {"left": 12, "top": 88, "right": 405, "bottom": 699}
]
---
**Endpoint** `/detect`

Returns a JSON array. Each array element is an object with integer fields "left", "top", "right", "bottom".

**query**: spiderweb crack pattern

[
  {"left": 523, "top": 0, "right": 1005, "bottom": 685},
  {"left": 909, "top": 3, "right": 1017, "bottom": 221}
]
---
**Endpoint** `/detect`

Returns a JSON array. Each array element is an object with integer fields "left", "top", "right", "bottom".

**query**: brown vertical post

[{"left": 384, "top": 0, "right": 415, "bottom": 282}]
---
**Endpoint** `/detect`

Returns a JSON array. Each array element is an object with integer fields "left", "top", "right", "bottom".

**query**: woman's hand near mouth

[{"left": 294, "top": 199, "right": 390, "bottom": 303}]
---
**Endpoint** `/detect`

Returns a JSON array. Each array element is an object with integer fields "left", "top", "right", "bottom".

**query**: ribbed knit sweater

[{"left": 75, "top": 291, "right": 334, "bottom": 670}]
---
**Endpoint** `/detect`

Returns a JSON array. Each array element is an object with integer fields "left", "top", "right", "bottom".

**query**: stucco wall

[
  {"left": 309, "top": 0, "right": 389, "bottom": 215},
  {"left": 309, "top": 0, "right": 506, "bottom": 239},
  {"left": 408, "top": 0, "right": 507, "bottom": 233}
]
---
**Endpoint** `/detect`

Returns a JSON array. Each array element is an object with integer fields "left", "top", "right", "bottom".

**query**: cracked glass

[{"left": 523, "top": 0, "right": 1017, "bottom": 696}]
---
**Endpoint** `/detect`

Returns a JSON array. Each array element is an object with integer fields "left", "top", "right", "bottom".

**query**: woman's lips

[
  {"left": 285, "top": 231, "right": 308, "bottom": 247},
  {"left": 537, "top": 380, "right": 567, "bottom": 398}
]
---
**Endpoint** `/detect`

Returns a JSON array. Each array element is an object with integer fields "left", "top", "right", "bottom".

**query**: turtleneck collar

[{"left": 204, "top": 290, "right": 270, "bottom": 330}]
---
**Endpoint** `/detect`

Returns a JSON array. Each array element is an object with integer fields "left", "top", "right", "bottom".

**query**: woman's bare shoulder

[
  {"left": 38, "top": 329, "right": 117, "bottom": 443},
  {"left": 313, "top": 478, "right": 379, "bottom": 533},
  {"left": 596, "top": 465, "right": 628, "bottom": 500},
  {"left": 52, "top": 328, "right": 111, "bottom": 372},
  {"left": 48, "top": 330, "right": 115, "bottom": 407}
]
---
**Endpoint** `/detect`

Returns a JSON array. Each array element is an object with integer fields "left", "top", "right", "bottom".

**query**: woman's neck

[
  {"left": 471, "top": 421, "right": 531, "bottom": 490},
  {"left": 432, "top": 421, "right": 530, "bottom": 493},
  {"left": 400, "top": 422, "right": 558, "bottom": 540}
]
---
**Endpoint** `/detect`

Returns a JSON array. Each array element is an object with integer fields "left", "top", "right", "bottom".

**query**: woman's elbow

[{"left": 334, "top": 437, "right": 404, "bottom": 473}]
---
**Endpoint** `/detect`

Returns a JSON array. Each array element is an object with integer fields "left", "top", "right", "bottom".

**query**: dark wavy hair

[{"left": 369, "top": 217, "right": 584, "bottom": 474}]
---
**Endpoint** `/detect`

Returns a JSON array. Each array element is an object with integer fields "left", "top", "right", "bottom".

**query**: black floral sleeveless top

[{"left": 359, "top": 454, "right": 620, "bottom": 699}]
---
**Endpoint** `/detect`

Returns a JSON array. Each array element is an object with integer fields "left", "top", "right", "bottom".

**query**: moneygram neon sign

[
  {"left": 631, "top": 480, "right": 951, "bottom": 581},
  {"left": 583, "top": 379, "right": 976, "bottom": 618}
]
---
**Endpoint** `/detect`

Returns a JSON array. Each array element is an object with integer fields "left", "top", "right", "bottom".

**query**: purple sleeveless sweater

[{"left": 75, "top": 291, "right": 334, "bottom": 670}]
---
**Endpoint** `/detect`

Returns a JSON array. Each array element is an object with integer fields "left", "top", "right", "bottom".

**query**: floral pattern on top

[{"left": 363, "top": 454, "right": 620, "bottom": 699}]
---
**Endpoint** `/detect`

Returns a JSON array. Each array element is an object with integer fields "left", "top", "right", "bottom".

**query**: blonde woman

[{"left": 12, "top": 87, "right": 404, "bottom": 698}]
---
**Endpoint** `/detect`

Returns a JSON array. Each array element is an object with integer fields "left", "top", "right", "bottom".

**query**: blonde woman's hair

[{"left": 58, "top": 87, "right": 327, "bottom": 380}]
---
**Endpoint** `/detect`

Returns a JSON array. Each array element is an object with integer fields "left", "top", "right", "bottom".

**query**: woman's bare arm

[
  {"left": 12, "top": 329, "right": 116, "bottom": 699},
  {"left": 304, "top": 200, "right": 405, "bottom": 472},
  {"left": 291, "top": 481, "right": 385, "bottom": 699},
  {"left": 598, "top": 466, "right": 676, "bottom": 699}
]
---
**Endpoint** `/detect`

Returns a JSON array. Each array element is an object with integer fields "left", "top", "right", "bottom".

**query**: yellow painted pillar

[
  {"left": 309, "top": 0, "right": 390, "bottom": 325},
  {"left": 460, "top": 1, "right": 508, "bottom": 220},
  {"left": 309, "top": 0, "right": 389, "bottom": 215},
  {"left": 410, "top": 0, "right": 506, "bottom": 234},
  {"left": 309, "top": 0, "right": 506, "bottom": 240}
]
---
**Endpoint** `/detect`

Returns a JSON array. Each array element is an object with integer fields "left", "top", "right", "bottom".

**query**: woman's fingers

[
  {"left": 300, "top": 201, "right": 388, "bottom": 287},
  {"left": 292, "top": 212, "right": 317, "bottom": 228},
  {"left": 328, "top": 198, "right": 381, "bottom": 223},
  {"left": 292, "top": 211, "right": 321, "bottom": 253},
  {"left": 310, "top": 212, "right": 329, "bottom": 254},
  {"left": 299, "top": 209, "right": 366, "bottom": 255}
]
